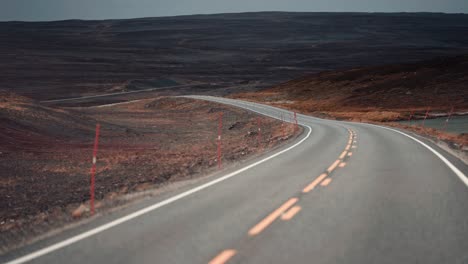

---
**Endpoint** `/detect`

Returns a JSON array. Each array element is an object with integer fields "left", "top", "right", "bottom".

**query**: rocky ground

[{"left": 0, "top": 92, "right": 301, "bottom": 253}]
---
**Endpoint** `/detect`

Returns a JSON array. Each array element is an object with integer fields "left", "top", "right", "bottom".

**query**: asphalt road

[{"left": 3, "top": 96, "right": 468, "bottom": 264}]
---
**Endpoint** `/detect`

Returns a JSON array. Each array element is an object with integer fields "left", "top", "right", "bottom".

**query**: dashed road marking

[
  {"left": 209, "top": 250, "right": 237, "bottom": 264},
  {"left": 327, "top": 160, "right": 341, "bottom": 173},
  {"left": 303, "top": 173, "right": 328, "bottom": 193},
  {"left": 281, "top": 206, "right": 302, "bottom": 221},
  {"left": 320, "top": 178, "right": 332, "bottom": 186},
  {"left": 248, "top": 198, "right": 298, "bottom": 236}
]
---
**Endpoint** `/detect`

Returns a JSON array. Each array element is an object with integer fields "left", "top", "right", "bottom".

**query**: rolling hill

[
  {"left": 1, "top": 12, "right": 468, "bottom": 100},
  {"left": 233, "top": 54, "right": 468, "bottom": 121}
]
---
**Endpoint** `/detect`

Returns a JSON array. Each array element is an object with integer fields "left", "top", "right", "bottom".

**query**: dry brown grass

[{"left": 232, "top": 55, "right": 468, "bottom": 123}]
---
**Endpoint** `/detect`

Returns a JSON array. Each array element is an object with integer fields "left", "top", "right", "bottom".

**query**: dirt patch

[{"left": 0, "top": 94, "right": 301, "bottom": 253}]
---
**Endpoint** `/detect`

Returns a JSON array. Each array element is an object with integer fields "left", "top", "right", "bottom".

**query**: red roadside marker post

[
  {"left": 408, "top": 110, "right": 414, "bottom": 124},
  {"left": 257, "top": 117, "right": 262, "bottom": 148},
  {"left": 442, "top": 106, "right": 455, "bottom": 132},
  {"left": 90, "top": 123, "right": 100, "bottom": 215},
  {"left": 422, "top": 107, "right": 430, "bottom": 128},
  {"left": 280, "top": 113, "right": 285, "bottom": 138},
  {"left": 217, "top": 113, "right": 223, "bottom": 170},
  {"left": 294, "top": 112, "right": 298, "bottom": 131}
]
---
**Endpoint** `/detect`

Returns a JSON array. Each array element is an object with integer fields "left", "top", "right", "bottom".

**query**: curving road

[{"left": 3, "top": 96, "right": 468, "bottom": 264}]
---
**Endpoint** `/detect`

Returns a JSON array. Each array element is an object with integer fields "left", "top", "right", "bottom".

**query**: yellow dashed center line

[
  {"left": 210, "top": 128, "right": 358, "bottom": 263},
  {"left": 303, "top": 173, "right": 328, "bottom": 193},
  {"left": 339, "top": 151, "right": 348, "bottom": 159},
  {"left": 320, "top": 178, "right": 332, "bottom": 186},
  {"left": 281, "top": 206, "right": 302, "bottom": 221},
  {"left": 327, "top": 159, "right": 341, "bottom": 173},
  {"left": 248, "top": 198, "right": 298, "bottom": 236},
  {"left": 209, "top": 250, "right": 237, "bottom": 264}
]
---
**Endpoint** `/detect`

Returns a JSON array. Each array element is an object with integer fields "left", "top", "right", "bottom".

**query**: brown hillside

[
  {"left": 0, "top": 93, "right": 300, "bottom": 252},
  {"left": 0, "top": 90, "right": 99, "bottom": 152},
  {"left": 234, "top": 55, "right": 468, "bottom": 119}
]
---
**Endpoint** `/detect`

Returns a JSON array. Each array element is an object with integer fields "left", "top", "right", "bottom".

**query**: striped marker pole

[
  {"left": 442, "top": 106, "right": 454, "bottom": 132},
  {"left": 90, "top": 123, "right": 100, "bottom": 215},
  {"left": 294, "top": 112, "right": 298, "bottom": 131},
  {"left": 422, "top": 107, "right": 430, "bottom": 128},
  {"left": 408, "top": 110, "right": 414, "bottom": 124},
  {"left": 281, "top": 113, "right": 285, "bottom": 138},
  {"left": 257, "top": 117, "right": 262, "bottom": 148},
  {"left": 217, "top": 113, "right": 223, "bottom": 170}
]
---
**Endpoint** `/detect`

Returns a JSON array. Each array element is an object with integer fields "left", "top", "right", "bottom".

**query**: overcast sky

[{"left": 1, "top": 0, "right": 467, "bottom": 21}]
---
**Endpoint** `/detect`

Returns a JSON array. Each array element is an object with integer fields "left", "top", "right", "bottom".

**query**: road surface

[{"left": 3, "top": 96, "right": 468, "bottom": 264}]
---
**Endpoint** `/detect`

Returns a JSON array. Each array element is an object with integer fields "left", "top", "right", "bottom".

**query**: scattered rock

[
  {"left": 208, "top": 106, "right": 225, "bottom": 113},
  {"left": 229, "top": 122, "right": 241, "bottom": 130},
  {"left": 119, "top": 186, "right": 129, "bottom": 194},
  {"left": 247, "top": 131, "right": 258, "bottom": 136},
  {"left": 106, "top": 192, "right": 119, "bottom": 200},
  {"left": 135, "top": 182, "right": 152, "bottom": 192},
  {"left": 72, "top": 204, "right": 88, "bottom": 218},
  {"left": 37, "top": 212, "right": 48, "bottom": 221},
  {"left": 95, "top": 201, "right": 103, "bottom": 209}
]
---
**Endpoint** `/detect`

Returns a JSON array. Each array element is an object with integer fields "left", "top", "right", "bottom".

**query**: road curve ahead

[{"left": 3, "top": 96, "right": 468, "bottom": 264}]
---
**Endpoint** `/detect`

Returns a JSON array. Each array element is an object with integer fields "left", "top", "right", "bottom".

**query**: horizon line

[{"left": 1, "top": 10, "right": 467, "bottom": 23}]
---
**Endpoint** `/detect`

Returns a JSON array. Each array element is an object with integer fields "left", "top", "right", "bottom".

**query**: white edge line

[
  {"left": 187, "top": 96, "right": 297, "bottom": 124},
  {"left": 41, "top": 84, "right": 195, "bottom": 103},
  {"left": 364, "top": 123, "right": 468, "bottom": 187},
  {"left": 93, "top": 99, "right": 146, "bottom": 108},
  {"left": 4, "top": 107, "right": 312, "bottom": 264},
  {"left": 195, "top": 96, "right": 468, "bottom": 187},
  {"left": 204, "top": 96, "right": 467, "bottom": 187}
]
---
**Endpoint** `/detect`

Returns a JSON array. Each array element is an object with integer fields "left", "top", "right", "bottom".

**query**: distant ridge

[{"left": 1, "top": 12, "right": 467, "bottom": 100}]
